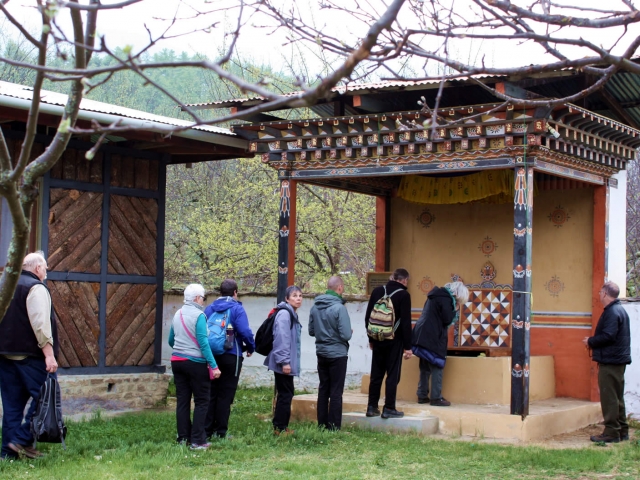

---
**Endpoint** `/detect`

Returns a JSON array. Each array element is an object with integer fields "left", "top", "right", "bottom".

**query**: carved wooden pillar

[
  {"left": 511, "top": 164, "right": 534, "bottom": 417},
  {"left": 287, "top": 180, "right": 297, "bottom": 288},
  {"left": 277, "top": 177, "right": 292, "bottom": 303}
]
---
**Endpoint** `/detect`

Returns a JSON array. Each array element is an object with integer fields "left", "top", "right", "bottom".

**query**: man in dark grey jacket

[
  {"left": 309, "top": 276, "right": 352, "bottom": 430},
  {"left": 583, "top": 281, "right": 632, "bottom": 443}
]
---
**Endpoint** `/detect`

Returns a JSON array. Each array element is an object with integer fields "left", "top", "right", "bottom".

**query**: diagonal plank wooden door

[{"left": 44, "top": 147, "right": 164, "bottom": 372}]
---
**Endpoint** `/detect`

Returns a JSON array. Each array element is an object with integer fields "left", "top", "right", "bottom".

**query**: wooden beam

[
  {"left": 229, "top": 107, "right": 284, "bottom": 123},
  {"left": 167, "top": 153, "right": 253, "bottom": 164},
  {"left": 352, "top": 95, "right": 395, "bottom": 113}
]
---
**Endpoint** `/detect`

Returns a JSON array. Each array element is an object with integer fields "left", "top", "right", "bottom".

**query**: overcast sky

[{"left": 4, "top": 0, "right": 640, "bottom": 80}]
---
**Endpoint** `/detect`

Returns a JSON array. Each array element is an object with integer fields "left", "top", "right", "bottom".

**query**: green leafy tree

[{"left": 164, "top": 159, "right": 375, "bottom": 294}]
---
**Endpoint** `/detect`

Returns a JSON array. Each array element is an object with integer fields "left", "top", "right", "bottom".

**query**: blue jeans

[{"left": 0, "top": 355, "right": 48, "bottom": 458}]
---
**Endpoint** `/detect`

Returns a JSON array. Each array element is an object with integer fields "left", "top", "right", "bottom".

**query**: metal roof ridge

[
  {"left": 0, "top": 80, "right": 234, "bottom": 137},
  {"left": 184, "top": 74, "right": 506, "bottom": 108}
]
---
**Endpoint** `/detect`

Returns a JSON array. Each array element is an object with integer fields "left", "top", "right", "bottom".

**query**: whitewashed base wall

[{"left": 162, "top": 293, "right": 373, "bottom": 392}]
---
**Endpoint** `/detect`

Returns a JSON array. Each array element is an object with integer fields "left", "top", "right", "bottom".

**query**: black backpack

[
  {"left": 31, "top": 374, "right": 67, "bottom": 448},
  {"left": 254, "top": 306, "right": 293, "bottom": 356}
]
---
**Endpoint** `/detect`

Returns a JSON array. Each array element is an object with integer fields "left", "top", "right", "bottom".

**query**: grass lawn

[{"left": 1, "top": 387, "right": 639, "bottom": 479}]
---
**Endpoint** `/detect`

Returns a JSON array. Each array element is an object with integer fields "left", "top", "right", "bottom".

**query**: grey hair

[
  {"left": 444, "top": 281, "right": 469, "bottom": 306},
  {"left": 327, "top": 276, "right": 343, "bottom": 291},
  {"left": 184, "top": 284, "right": 205, "bottom": 303},
  {"left": 602, "top": 281, "right": 620, "bottom": 299},
  {"left": 23, "top": 251, "right": 46, "bottom": 271}
]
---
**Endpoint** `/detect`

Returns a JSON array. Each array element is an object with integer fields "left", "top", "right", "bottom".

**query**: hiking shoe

[
  {"left": 430, "top": 397, "right": 451, "bottom": 407},
  {"left": 366, "top": 406, "right": 381, "bottom": 417},
  {"left": 189, "top": 442, "right": 211, "bottom": 450},
  {"left": 590, "top": 434, "right": 619, "bottom": 443},
  {"left": 274, "top": 428, "right": 295, "bottom": 437},
  {"left": 621, "top": 433, "right": 630, "bottom": 441},
  {"left": 381, "top": 407, "right": 404, "bottom": 419},
  {"left": 417, "top": 397, "right": 430, "bottom": 404},
  {"left": 8, "top": 443, "right": 44, "bottom": 459}
]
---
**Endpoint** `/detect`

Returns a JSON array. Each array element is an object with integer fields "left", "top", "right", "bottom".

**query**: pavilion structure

[{"left": 218, "top": 80, "right": 636, "bottom": 417}]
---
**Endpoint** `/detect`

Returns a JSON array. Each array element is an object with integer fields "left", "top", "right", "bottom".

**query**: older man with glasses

[{"left": 583, "top": 281, "right": 632, "bottom": 443}]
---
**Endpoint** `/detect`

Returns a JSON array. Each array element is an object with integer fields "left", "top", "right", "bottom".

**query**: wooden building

[
  {"left": 0, "top": 81, "right": 249, "bottom": 374},
  {"left": 194, "top": 74, "right": 637, "bottom": 416}
]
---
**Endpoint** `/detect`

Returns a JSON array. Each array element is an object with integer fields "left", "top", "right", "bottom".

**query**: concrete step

[{"left": 343, "top": 412, "right": 438, "bottom": 435}]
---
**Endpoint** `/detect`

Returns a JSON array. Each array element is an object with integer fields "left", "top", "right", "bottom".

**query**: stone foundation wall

[
  {"left": 0, "top": 373, "right": 171, "bottom": 416},
  {"left": 59, "top": 373, "right": 171, "bottom": 409}
]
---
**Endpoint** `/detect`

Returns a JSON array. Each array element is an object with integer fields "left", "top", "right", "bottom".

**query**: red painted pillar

[{"left": 590, "top": 184, "right": 609, "bottom": 402}]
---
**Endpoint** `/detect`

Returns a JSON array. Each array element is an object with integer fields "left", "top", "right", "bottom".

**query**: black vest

[{"left": 0, "top": 270, "right": 59, "bottom": 358}]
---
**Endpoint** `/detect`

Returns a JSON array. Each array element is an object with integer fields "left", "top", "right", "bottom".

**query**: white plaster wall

[
  {"left": 163, "top": 294, "right": 372, "bottom": 390},
  {"left": 623, "top": 302, "right": 640, "bottom": 419},
  {"left": 608, "top": 170, "right": 627, "bottom": 295}
]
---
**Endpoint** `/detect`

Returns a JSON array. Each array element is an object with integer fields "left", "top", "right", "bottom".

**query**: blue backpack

[{"left": 207, "top": 308, "right": 232, "bottom": 355}]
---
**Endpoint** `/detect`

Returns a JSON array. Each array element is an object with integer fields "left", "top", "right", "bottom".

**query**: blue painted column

[
  {"left": 276, "top": 175, "right": 291, "bottom": 303},
  {"left": 511, "top": 162, "right": 534, "bottom": 417}
]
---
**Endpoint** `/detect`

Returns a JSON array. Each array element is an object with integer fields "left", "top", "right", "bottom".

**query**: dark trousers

[
  {"left": 0, "top": 355, "right": 48, "bottom": 459},
  {"left": 171, "top": 360, "right": 211, "bottom": 445},
  {"left": 317, "top": 355, "right": 348, "bottom": 430},
  {"left": 205, "top": 353, "right": 243, "bottom": 438},
  {"left": 368, "top": 340, "right": 404, "bottom": 410},
  {"left": 417, "top": 358, "right": 444, "bottom": 400},
  {"left": 598, "top": 363, "right": 628, "bottom": 438},
  {"left": 273, "top": 372, "right": 295, "bottom": 431}
]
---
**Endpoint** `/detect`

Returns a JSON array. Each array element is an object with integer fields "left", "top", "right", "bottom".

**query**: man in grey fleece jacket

[{"left": 309, "top": 276, "right": 352, "bottom": 430}]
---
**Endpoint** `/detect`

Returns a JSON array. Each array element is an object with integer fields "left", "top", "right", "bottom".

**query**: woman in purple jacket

[{"left": 264, "top": 285, "right": 303, "bottom": 435}]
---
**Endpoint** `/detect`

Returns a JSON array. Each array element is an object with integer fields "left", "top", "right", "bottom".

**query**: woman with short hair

[
  {"left": 264, "top": 285, "right": 303, "bottom": 435},
  {"left": 168, "top": 283, "right": 221, "bottom": 449},
  {"left": 411, "top": 281, "right": 469, "bottom": 407}
]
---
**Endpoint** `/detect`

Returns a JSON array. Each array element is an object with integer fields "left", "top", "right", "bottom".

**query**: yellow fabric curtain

[{"left": 397, "top": 170, "right": 517, "bottom": 205}]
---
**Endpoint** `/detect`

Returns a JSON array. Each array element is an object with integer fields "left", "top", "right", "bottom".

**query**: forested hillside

[{"left": 0, "top": 35, "right": 376, "bottom": 294}]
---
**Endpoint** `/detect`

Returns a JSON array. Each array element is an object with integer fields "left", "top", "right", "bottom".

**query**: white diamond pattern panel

[{"left": 459, "top": 289, "right": 512, "bottom": 348}]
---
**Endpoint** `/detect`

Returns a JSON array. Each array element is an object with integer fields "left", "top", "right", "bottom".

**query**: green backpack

[{"left": 366, "top": 286, "right": 401, "bottom": 341}]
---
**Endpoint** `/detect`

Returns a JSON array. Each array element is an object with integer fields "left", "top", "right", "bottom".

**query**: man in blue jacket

[
  {"left": 309, "top": 276, "right": 352, "bottom": 430},
  {"left": 583, "top": 281, "right": 632, "bottom": 443},
  {"left": 204, "top": 279, "right": 256, "bottom": 439}
]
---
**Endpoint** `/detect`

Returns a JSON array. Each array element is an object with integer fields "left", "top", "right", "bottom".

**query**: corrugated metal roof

[
  {"left": 604, "top": 72, "right": 640, "bottom": 129},
  {"left": 186, "top": 75, "right": 505, "bottom": 109},
  {"left": 0, "top": 81, "right": 234, "bottom": 136}
]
